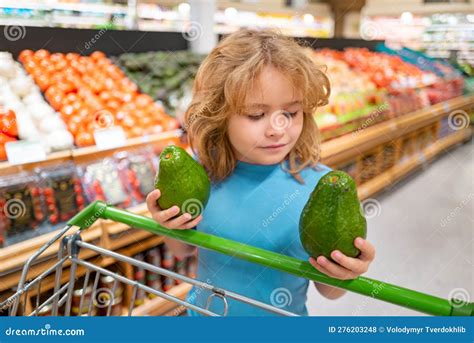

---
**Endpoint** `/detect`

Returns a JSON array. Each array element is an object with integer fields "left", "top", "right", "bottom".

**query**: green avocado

[
  {"left": 299, "top": 170, "right": 367, "bottom": 260},
  {"left": 154, "top": 145, "right": 210, "bottom": 218}
]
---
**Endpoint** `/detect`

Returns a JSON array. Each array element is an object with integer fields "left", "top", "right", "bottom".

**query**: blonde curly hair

[{"left": 184, "top": 29, "right": 330, "bottom": 183}]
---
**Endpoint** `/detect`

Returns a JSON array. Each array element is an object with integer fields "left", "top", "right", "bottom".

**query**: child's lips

[{"left": 261, "top": 143, "right": 287, "bottom": 149}]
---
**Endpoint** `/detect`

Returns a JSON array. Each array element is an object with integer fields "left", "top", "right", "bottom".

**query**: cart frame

[{"left": 1, "top": 201, "right": 472, "bottom": 316}]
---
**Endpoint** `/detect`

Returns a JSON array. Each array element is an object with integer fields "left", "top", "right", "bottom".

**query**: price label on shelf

[
  {"left": 94, "top": 126, "right": 126, "bottom": 151},
  {"left": 6, "top": 141, "right": 47, "bottom": 165}
]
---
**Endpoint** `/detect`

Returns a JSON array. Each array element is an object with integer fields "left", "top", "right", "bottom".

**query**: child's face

[{"left": 227, "top": 65, "right": 304, "bottom": 165}]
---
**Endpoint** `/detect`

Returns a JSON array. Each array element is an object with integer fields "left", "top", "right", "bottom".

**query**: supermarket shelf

[
  {"left": 0, "top": 129, "right": 182, "bottom": 173},
  {"left": 0, "top": 0, "right": 128, "bottom": 14},
  {"left": 0, "top": 221, "right": 102, "bottom": 275},
  {"left": 0, "top": 224, "right": 159, "bottom": 292},
  {"left": 357, "top": 128, "right": 472, "bottom": 200},
  {"left": 320, "top": 95, "right": 474, "bottom": 167},
  {"left": 130, "top": 283, "right": 192, "bottom": 316}
]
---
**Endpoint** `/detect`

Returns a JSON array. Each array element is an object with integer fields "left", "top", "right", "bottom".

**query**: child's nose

[{"left": 265, "top": 111, "right": 290, "bottom": 137}]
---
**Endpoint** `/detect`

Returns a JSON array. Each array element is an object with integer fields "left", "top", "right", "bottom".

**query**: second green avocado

[
  {"left": 299, "top": 170, "right": 367, "bottom": 260},
  {"left": 154, "top": 145, "right": 211, "bottom": 218}
]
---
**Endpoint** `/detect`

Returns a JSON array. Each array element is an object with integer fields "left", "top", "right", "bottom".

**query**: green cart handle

[{"left": 69, "top": 201, "right": 473, "bottom": 316}]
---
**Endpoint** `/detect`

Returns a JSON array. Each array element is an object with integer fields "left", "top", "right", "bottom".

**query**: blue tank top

[{"left": 186, "top": 160, "right": 331, "bottom": 316}]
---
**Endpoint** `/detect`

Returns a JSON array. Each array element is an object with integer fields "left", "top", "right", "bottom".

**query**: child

[{"left": 146, "top": 29, "right": 375, "bottom": 316}]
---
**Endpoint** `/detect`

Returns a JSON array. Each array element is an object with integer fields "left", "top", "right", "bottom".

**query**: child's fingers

[
  {"left": 166, "top": 212, "right": 194, "bottom": 229},
  {"left": 354, "top": 238, "right": 376, "bottom": 262},
  {"left": 153, "top": 206, "right": 180, "bottom": 223},
  {"left": 146, "top": 189, "right": 161, "bottom": 211},
  {"left": 181, "top": 215, "right": 203, "bottom": 229},
  {"left": 330, "top": 250, "right": 368, "bottom": 275},
  {"left": 315, "top": 256, "right": 358, "bottom": 280}
]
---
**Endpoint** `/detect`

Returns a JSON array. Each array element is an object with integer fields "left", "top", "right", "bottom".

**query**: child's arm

[
  {"left": 314, "top": 282, "right": 347, "bottom": 300},
  {"left": 146, "top": 190, "right": 203, "bottom": 259},
  {"left": 163, "top": 237, "right": 196, "bottom": 260}
]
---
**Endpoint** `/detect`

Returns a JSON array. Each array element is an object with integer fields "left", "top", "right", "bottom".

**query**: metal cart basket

[{"left": 1, "top": 201, "right": 472, "bottom": 317}]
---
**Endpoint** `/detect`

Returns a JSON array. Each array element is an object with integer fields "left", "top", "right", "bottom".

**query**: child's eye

[
  {"left": 283, "top": 111, "right": 298, "bottom": 118},
  {"left": 247, "top": 113, "right": 264, "bottom": 121}
]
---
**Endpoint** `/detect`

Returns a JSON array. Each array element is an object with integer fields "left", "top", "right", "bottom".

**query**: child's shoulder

[{"left": 298, "top": 162, "right": 332, "bottom": 185}]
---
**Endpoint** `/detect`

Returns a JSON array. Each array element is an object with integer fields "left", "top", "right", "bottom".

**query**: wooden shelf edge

[
  {"left": 0, "top": 222, "right": 103, "bottom": 274},
  {"left": 0, "top": 130, "right": 181, "bottom": 172},
  {"left": 358, "top": 128, "right": 472, "bottom": 200},
  {"left": 0, "top": 204, "right": 151, "bottom": 275},
  {"left": 321, "top": 95, "right": 474, "bottom": 166}
]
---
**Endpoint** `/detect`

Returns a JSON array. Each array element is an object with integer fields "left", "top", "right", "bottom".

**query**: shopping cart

[{"left": 1, "top": 201, "right": 472, "bottom": 317}]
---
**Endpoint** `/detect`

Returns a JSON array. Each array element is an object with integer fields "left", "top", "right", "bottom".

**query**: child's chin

[{"left": 255, "top": 152, "right": 288, "bottom": 165}]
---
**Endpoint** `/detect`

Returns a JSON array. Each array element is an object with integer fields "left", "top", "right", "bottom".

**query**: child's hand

[
  {"left": 309, "top": 237, "right": 375, "bottom": 280},
  {"left": 146, "top": 189, "right": 203, "bottom": 230}
]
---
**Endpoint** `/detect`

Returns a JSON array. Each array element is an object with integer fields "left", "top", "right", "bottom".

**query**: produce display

[
  {"left": 341, "top": 48, "right": 437, "bottom": 90},
  {"left": 116, "top": 51, "right": 205, "bottom": 114},
  {"left": 0, "top": 147, "right": 159, "bottom": 247},
  {"left": 0, "top": 172, "right": 46, "bottom": 247},
  {"left": 154, "top": 145, "right": 210, "bottom": 218},
  {"left": 18, "top": 49, "right": 180, "bottom": 148},
  {"left": 308, "top": 49, "right": 389, "bottom": 139},
  {"left": 0, "top": 52, "right": 73, "bottom": 160},
  {"left": 38, "top": 163, "right": 86, "bottom": 225},
  {"left": 299, "top": 170, "right": 367, "bottom": 260}
]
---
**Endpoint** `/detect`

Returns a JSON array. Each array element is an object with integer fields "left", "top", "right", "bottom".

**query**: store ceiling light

[
  {"left": 178, "top": 2, "right": 191, "bottom": 16},
  {"left": 400, "top": 11, "right": 413, "bottom": 24},
  {"left": 303, "top": 13, "right": 314, "bottom": 25},
  {"left": 224, "top": 7, "right": 238, "bottom": 20}
]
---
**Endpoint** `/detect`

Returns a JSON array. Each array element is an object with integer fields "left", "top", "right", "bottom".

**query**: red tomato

[{"left": 0, "top": 110, "right": 18, "bottom": 137}]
